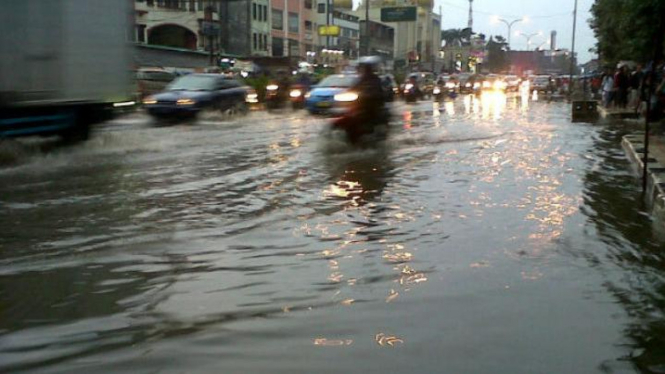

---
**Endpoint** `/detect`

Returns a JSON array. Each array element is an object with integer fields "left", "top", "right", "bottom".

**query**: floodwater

[{"left": 1, "top": 93, "right": 665, "bottom": 374}]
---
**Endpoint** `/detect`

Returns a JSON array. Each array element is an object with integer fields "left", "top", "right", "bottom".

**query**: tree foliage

[{"left": 589, "top": 0, "right": 665, "bottom": 65}]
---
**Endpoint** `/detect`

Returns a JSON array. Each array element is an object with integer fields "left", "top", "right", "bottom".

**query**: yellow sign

[
  {"left": 333, "top": 0, "right": 353, "bottom": 10},
  {"left": 318, "top": 25, "right": 341, "bottom": 36}
]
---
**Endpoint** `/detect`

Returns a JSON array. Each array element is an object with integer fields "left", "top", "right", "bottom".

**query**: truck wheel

[{"left": 60, "top": 112, "right": 91, "bottom": 143}]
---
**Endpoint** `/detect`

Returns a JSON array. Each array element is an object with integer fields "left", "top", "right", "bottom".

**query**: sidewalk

[
  {"left": 622, "top": 132, "right": 665, "bottom": 225},
  {"left": 598, "top": 105, "right": 641, "bottom": 119}
]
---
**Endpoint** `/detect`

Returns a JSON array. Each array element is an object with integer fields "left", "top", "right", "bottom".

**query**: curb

[{"left": 622, "top": 134, "right": 665, "bottom": 225}]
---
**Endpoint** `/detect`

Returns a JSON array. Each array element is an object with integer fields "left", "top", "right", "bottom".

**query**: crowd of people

[{"left": 595, "top": 61, "right": 665, "bottom": 120}]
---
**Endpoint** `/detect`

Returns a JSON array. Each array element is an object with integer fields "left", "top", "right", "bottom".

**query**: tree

[
  {"left": 589, "top": 0, "right": 665, "bottom": 66},
  {"left": 486, "top": 36, "right": 508, "bottom": 73}
]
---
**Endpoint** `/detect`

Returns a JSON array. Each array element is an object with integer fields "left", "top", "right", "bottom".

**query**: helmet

[{"left": 358, "top": 56, "right": 382, "bottom": 73}]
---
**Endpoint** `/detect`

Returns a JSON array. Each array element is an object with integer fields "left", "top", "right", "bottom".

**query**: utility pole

[
  {"left": 364, "top": 0, "right": 370, "bottom": 56},
  {"left": 568, "top": 0, "right": 578, "bottom": 98}
]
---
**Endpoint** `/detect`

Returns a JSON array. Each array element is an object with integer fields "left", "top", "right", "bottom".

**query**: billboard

[{"left": 381, "top": 6, "right": 417, "bottom": 22}]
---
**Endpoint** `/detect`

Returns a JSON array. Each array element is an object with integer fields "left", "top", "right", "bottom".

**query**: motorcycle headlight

[
  {"left": 482, "top": 81, "right": 491, "bottom": 89},
  {"left": 289, "top": 89, "right": 302, "bottom": 98},
  {"left": 334, "top": 91, "right": 359, "bottom": 102},
  {"left": 176, "top": 98, "right": 196, "bottom": 106},
  {"left": 405, "top": 83, "right": 414, "bottom": 90},
  {"left": 304, "top": 92, "right": 311, "bottom": 99},
  {"left": 445, "top": 82, "right": 456, "bottom": 89},
  {"left": 142, "top": 96, "right": 157, "bottom": 105},
  {"left": 246, "top": 93, "right": 259, "bottom": 103},
  {"left": 465, "top": 83, "right": 472, "bottom": 88},
  {"left": 433, "top": 87, "right": 441, "bottom": 94},
  {"left": 266, "top": 84, "right": 279, "bottom": 91}
]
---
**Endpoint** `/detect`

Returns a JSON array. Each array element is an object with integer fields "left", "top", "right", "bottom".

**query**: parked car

[
  {"left": 142, "top": 74, "right": 249, "bottom": 120},
  {"left": 305, "top": 74, "right": 359, "bottom": 115},
  {"left": 136, "top": 68, "right": 176, "bottom": 100}
]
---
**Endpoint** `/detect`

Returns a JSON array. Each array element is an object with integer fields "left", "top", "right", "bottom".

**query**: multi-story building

[
  {"left": 134, "top": 0, "right": 221, "bottom": 52},
  {"left": 352, "top": 0, "right": 442, "bottom": 70},
  {"left": 270, "top": 0, "right": 316, "bottom": 59},
  {"left": 359, "top": 20, "right": 395, "bottom": 65},
  {"left": 219, "top": 0, "right": 271, "bottom": 56}
]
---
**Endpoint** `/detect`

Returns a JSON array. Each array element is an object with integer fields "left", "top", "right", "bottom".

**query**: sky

[{"left": 353, "top": 0, "right": 597, "bottom": 63}]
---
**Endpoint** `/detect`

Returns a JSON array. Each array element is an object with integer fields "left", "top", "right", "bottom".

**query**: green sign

[{"left": 381, "top": 6, "right": 417, "bottom": 22}]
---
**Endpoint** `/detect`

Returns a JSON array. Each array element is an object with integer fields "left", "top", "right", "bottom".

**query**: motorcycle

[
  {"left": 289, "top": 84, "right": 307, "bottom": 110},
  {"left": 265, "top": 82, "right": 288, "bottom": 110},
  {"left": 330, "top": 92, "right": 391, "bottom": 144},
  {"left": 403, "top": 82, "right": 420, "bottom": 103}
]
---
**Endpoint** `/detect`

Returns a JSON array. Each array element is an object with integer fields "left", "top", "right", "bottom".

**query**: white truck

[{"left": 0, "top": 0, "right": 134, "bottom": 140}]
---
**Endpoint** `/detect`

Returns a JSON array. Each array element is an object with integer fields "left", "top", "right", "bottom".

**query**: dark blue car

[{"left": 143, "top": 74, "right": 250, "bottom": 119}]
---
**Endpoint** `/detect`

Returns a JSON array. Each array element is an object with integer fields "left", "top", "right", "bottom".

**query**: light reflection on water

[{"left": 0, "top": 98, "right": 664, "bottom": 373}]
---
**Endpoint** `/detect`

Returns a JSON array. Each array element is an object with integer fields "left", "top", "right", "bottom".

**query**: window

[
  {"left": 147, "top": 0, "right": 154, "bottom": 5},
  {"left": 272, "top": 37, "right": 284, "bottom": 56},
  {"left": 305, "top": 20, "right": 312, "bottom": 31},
  {"left": 189, "top": 0, "right": 195, "bottom": 11},
  {"left": 305, "top": 0, "right": 312, "bottom": 9},
  {"left": 253, "top": 33, "right": 257, "bottom": 50},
  {"left": 263, "top": 34, "right": 268, "bottom": 51},
  {"left": 263, "top": 5, "right": 268, "bottom": 22},
  {"left": 253, "top": 3, "right": 257, "bottom": 20},
  {"left": 318, "top": 3, "right": 325, "bottom": 13},
  {"left": 272, "top": 8, "right": 283, "bottom": 30},
  {"left": 288, "top": 12, "right": 299, "bottom": 33}
]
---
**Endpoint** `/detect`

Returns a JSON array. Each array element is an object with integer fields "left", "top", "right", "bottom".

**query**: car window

[
  {"left": 317, "top": 75, "right": 358, "bottom": 88},
  {"left": 167, "top": 75, "right": 218, "bottom": 91}
]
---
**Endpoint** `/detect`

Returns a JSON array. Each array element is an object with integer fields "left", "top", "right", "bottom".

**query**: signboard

[
  {"left": 202, "top": 21, "right": 220, "bottom": 36},
  {"left": 318, "top": 25, "right": 341, "bottom": 36},
  {"left": 381, "top": 6, "right": 417, "bottom": 22}
]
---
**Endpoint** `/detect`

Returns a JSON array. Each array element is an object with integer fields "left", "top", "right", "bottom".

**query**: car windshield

[
  {"left": 167, "top": 75, "right": 217, "bottom": 91},
  {"left": 317, "top": 75, "right": 358, "bottom": 88}
]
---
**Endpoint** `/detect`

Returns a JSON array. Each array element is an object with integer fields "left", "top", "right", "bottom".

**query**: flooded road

[{"left": 2, "top": 94, "right": 665, "bottom": 373}]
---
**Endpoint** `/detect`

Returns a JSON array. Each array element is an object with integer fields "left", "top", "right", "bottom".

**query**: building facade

[
  {"left": 271, "top": 0, "right": 316, "bottom": 59},
  {"left": 219, "top": 0, "right": 271, "bottom": 56},
  {"left": 351, "top": 1, "right": 441, "bottom": 71},
  {"left": 134, "top": 0, "right": 221, "bottom": 52},
  {"left": 316, "top": 3, "right": 361, "bottom": 62}
]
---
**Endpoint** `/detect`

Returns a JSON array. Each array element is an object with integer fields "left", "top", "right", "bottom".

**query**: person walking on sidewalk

[
  {"left": 602, "top": 68, "right": 615, "bottom": 108},
  {"left": 630, "top": 64, "right": 644, "bottom": 113},
  {"left": 615, "top": 65, "right": 630, "bottom": 109}
]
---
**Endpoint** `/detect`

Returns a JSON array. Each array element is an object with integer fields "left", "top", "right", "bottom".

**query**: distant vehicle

[
  {"left": 531, "top": 75, "right": 552, "bottom": 93},
  {"left": 136, "top": 69, "right": 177, "bottom": 100},
  {"left": 0, "top": 0, "right": 134, "bottom": 140},
  {"left": 505, "top": 75, "right": 521, "bottom": 92},
  {"left": 305, "top": 74, "right": 359, "bottom": 115},
  {"left": 142, "top": 74, "right": 250, "bottom": 120},
  {"left": 380, "top": 74, "right": 398, "bottom": 102},
  {"left": 460, "top": 74, "right": 483, "bottom": 94},
  {"left": 408, "top": 72, "right": 436, "bottom": 97}
]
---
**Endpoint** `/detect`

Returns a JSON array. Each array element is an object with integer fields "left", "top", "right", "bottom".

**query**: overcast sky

[{"left": 354, "top": 0, "right": 597, "bottom": 63}]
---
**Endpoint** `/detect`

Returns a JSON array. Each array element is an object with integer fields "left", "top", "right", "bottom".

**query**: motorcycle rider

[
  {"left": 352, "top": 56, "right": 387, "bottom": 122},
  {"left": 333, "top": 56, "right": 389, "bottom": 143}
]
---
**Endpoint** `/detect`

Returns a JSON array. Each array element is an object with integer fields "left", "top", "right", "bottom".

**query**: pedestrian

[
  {"left": 614, "top": 65, "right": 630, "bottom": 109},
  {"left": 630, "top": 64, "right": 644, "bottom": 113},
  {"left": 602, "top": 68, "right": 615, "bottom": 108}
]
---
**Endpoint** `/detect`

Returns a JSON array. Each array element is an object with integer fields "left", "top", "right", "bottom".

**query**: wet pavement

[{"left": 2, "top": 93, "right": 665, "bottom": 373}]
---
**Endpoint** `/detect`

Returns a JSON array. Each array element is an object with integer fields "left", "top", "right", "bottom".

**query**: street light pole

[
  {"left": 518, "top": 32, "right": 539, "bottom": 51},
  {"left": 497, "top": 18, "right": 522, "bottom": 49}
]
